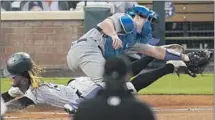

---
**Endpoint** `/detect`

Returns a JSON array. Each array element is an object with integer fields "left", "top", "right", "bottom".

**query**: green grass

[
  {"left": 1, "top": 74, "right": 214, "bottom": 94},
  {"left": 139, "top": 74, "right": 214, "bottom": 95}
]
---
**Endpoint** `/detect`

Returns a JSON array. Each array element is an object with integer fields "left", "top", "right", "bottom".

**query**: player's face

[{"left": 11, "top": 75, "right": 31, "bottom": 93}]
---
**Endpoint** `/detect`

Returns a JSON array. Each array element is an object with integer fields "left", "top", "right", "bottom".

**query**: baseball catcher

[{"left": 67, "top": 5, "right": 208, "bottom": 88}]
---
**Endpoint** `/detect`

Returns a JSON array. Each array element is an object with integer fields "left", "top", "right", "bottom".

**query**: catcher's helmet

[
  {"left": 148, "top": 10, "right": 160, "bottom": 24},
  {"left": 134, "top": 5, "right": 150, "bottom": 18},
  {"left": 6, "top": 52, "right": 33, "bottom": 76}
]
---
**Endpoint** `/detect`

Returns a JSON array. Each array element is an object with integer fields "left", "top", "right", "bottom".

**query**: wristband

[
  {"left": 1, "top": 92, "right": 14, "bottom": 102},
  {"left": 164, "top": 49, "right": 181, "bottom": 60},
  {"left": 8, "top": 87, "right": 24, "bottom": 98}
]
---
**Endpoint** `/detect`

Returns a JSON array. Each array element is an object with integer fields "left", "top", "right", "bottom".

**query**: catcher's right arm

[
  {"left": 185, "top": 50, "right": 213, "bottom": 77},
  {"left": 161, "top": 44, "right": 185, "bottom": 53}
]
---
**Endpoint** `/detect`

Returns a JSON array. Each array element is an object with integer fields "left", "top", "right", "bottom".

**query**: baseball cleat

[
  {"left": 64, "top": 104, "right": 76, "bottom": 114},
  {"left": 166, "top": 60, "right": 196, "bottom": 77}
]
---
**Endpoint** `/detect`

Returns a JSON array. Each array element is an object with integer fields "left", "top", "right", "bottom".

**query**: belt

[
  {"left": 95, "top": 26, "right": 103, "bottom": 33},
  {"left": 71, "top": 38, "right": 87, "bottom": 46},
  {"left": 72, "top": 38, "right": 104, "bottom": 55},
  {"left": 71, "top": 26, "right": 104, "bottom": 55},
  {"left": 77, "top": 38, "right": 87, "bottom": 44},
  {"left": 95, "top": 26, "right": 108, "bottom": 38},
  {"left": 74, "top": 26, "right": 102, "bottom": 44}
]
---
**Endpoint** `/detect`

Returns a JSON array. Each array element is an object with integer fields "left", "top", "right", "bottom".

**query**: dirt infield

[{"left": 4, "top": 95, "right": 214, "bottom": 120}]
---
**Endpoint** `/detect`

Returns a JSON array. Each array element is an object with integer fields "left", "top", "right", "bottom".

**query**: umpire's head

[{"left": 103, "top": 55, "right": 132, "bottom": 91}]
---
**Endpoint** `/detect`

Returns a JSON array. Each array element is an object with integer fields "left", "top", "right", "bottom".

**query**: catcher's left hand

[{"left": 185, "top": 50, "right": 213, "bottom": 77}]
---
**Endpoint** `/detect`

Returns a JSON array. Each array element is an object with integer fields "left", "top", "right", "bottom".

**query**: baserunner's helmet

[
  {"left": 6, "top": 52, "right": 33, "bottom": 76},
  {"left": 4, "top": 52, "right": 42, "bottom": 88}
]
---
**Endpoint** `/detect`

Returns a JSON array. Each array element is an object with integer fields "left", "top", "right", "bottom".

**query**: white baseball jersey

[
  {"left": 9, "top": 77, "right": 137, "bottom": 109},
  {"left": 23, "top": 77, "right": 95, "bottom": 108}
]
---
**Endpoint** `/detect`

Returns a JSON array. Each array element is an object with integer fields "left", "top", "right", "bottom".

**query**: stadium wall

[{"left": 1, "top": 11, "right": 84, "bottom": 77}]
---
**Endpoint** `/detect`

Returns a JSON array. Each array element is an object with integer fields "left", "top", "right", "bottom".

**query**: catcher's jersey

[{"left": 79, "top": 13, "right": 126, "bottom": 54}]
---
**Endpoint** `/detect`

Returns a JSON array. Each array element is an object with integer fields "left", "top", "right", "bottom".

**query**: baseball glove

[{"left": 185, "top": 50, "right": 213, "bottom": 77}]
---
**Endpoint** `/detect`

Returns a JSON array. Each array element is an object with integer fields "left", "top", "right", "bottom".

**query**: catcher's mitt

[{"left": 185, "top": 50, "right": 213, "bottom": 77}]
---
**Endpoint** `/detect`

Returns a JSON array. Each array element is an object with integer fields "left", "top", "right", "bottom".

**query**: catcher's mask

[
  {"left": 148, "top": 10, "right": 159, "bottom": 24},
  {"left": 4, "top": 52, "right": 41, "bottom": 88},
  {"left": 103, "top": 55, "right": 132, "bottom": 91}
]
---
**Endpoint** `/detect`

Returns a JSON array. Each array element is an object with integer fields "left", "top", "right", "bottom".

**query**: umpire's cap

[
  {"left": 104, "top": 55, "right": 132, "bottom": 82},
  {"left": 4, "top": 52, "right": 33, "bottom": 77}
]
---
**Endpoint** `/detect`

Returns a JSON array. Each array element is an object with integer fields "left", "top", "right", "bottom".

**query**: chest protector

[
  {"left": 140, "top": 20, "right": 161, "bottom": 46},
  {"left": 104, "top": 15, "right": 137, "bottom": 58},
  {"left": 136, "top": 20, "right": 152, "bottom": 44}
]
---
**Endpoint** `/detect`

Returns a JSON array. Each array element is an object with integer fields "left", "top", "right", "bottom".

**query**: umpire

[{"left": 73, "top": 56, "right": 155, "bottom": 120}]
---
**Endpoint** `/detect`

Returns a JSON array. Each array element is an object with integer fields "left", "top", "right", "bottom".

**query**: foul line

[
  {"left": 27, "top": 112, "right": 68, "bottom": 115},
  {"left": 153, "top": 108, "right": 213, "bottom": 112},
  {"left": 4, "top": 108, "right": 213, "bottom": 119},
  {"left": 4, "top": 116, "right": 18, "bottom": 119}
]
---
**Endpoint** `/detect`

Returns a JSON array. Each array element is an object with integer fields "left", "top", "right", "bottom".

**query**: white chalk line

[
  {"left": 4, "top": 116, "right": 18, "bottom": 119},
  {"left": 27, "top": 112, "right": 68, "bottom": 115},
  {"left": 4, "top": 108, "right": 213, "bottom": 119},
  {"left": 5, "top": 108, "right": 214, "bottom": 115},
  {"left": 153, "top": 108, "right": 213, "bottom": 112},
  {"left": 4, "top": 112, "right": 69, "bottom": 119}
]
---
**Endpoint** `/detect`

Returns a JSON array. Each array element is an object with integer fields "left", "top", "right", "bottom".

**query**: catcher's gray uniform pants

[{"left": 67, "top": 38, "right": 105, "bottom": 84}]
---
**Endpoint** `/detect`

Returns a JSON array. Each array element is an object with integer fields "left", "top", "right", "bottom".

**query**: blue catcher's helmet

[
  {"left": 127, "top": 11, "right": 135, "bottom": 18},
  {"left": 148, "top": 10, "right": 160, "bottom": 24},
  {"left": 126, "top": 5, "right": 135, "bottom": 18},
  {"left": 134, "top": 5, "right": 150, "bottom": 18},
  {"left": 127, "top": 9, "right": 135, "bottom": 18}
]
